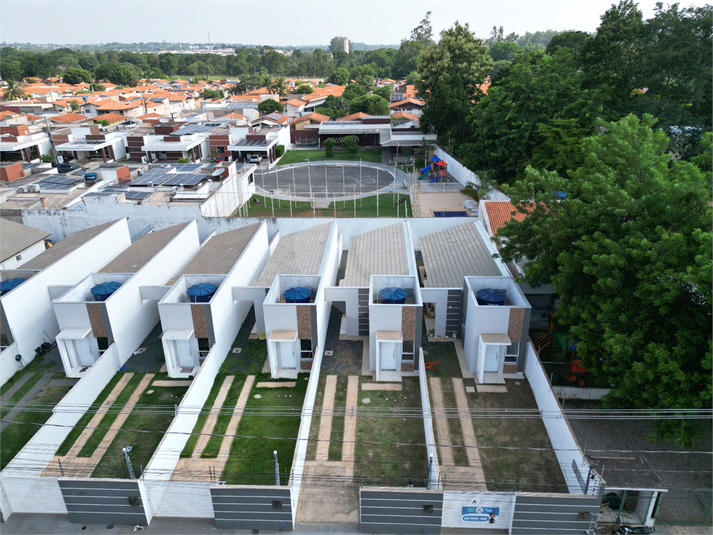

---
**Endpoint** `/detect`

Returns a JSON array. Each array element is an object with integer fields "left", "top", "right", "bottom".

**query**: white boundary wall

[
  {"left": 524, "top": 341, "right": 599, "bottom": 495},
  {"left": 0, "top": 344, "right": 120, "bottom": 519},
  {"left": 434, "top": 146, "right": 510, "bottom": 201},
  {"left": 418, "top": 348, "right": 440, "bottom": 489}
]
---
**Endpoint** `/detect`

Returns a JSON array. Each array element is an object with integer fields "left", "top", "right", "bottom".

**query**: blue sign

[{"left": 462, "top": 506, "right": 499, "bottom": 523}]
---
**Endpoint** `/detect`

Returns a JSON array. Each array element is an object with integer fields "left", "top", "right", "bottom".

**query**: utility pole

[
  {"left": 273, "top": 450, "right": 280, "bottom": 486},
  {"left": 123, "top": 446, "right": 136, "bottom": 479}
]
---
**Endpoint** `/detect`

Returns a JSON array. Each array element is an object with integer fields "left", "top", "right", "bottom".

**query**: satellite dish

[
  {"left": 159, "top": 117, "right": 170, "bottom": 124},
  {"left": 212, "top": 169, "right": 223, "bottom": 177}
]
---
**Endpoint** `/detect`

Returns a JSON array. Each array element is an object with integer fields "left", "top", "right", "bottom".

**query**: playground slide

[
  {"left": 419, "top": 165, "right": 432, "bottom": 175},
  {"left": 429, "top": 175, "right": 439, "bottom": 183},
  {"left": 418, "top": 171, "right": 431, "bottom": 180}
]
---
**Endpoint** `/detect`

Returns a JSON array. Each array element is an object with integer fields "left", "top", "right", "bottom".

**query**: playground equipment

[{"left": 418, "top": 155, "right": 448, "bottom": 182}]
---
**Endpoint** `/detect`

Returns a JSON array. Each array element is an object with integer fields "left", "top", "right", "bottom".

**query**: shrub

[
  {"left": 177, "top": 158, "right": 190, "bottom": 163},
  {"left": 341, "top": 135, "right": 360, "bottom": 155},
  {"left": 323, "top": 138, "right": 335, "bottom": 157},
  {"left": 41, "top": 154, "right": 54, "bottom": 163},
  {"left": 275, "top": 145, "right": 285, "bottom": 158}
]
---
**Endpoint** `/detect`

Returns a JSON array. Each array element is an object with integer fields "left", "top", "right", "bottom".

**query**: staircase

[{"left": 534, "top": 328, "right": 552, "bottom": 353}]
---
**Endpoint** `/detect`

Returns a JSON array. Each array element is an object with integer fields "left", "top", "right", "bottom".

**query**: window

[
  {"left": 402, "top": 340, "right": 415, "bottom": 361},
  {"left": 15, "top": 254, "right": 21, "bottom": 261},
  {"left": 506, "top": 343, "right": 519, "bottom": 357},
  {"left": 300, "top": 339, "right": 313, "bottom": 359},
  {"left": 97, "top": 337, "right": 109, "bottom": 352}
]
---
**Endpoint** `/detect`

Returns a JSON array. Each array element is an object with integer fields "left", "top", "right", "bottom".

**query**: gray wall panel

[
  {"left": 210, "top": 486, "right": 293, "bottom": 531},
  {"left": 360, "top": 489, "right": 443, "bottom": 535},
  {"left": 511, "top": 493, "right": 599, "bottom": 535},
  {"left": 59, "top": 478, "right": 148, "bottom": 526}
]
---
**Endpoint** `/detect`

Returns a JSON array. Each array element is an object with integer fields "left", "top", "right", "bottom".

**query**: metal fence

[{"left": 656, "top": 487, "right": 712, "bottom": 525}]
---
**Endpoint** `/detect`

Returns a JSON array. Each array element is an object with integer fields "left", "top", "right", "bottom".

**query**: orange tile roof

[
  {"left": 96, "top": 100, "right": 143, "bottom": 110},
  {"left": 284, "top": 99, "right": 306, "bottom": 108},
  {"left": 229, "top": 95, "right": 260, "bottom": 102},
  {"left": 391, "top": 111, "right": 420, "bottom": 122},
  {"left": 337, "top": 112, "right": 370, "bottom": 122},
  {"left": 289, "top": 112, "right": 330, "bottom": 126},
  {"left": 222, "top": 112, "right": 248, "bottom": 120},
  {"left": 389, "top": 97, "right": 425, "bottom": 108},
  {"left": 50, "top": 113, "right": 91, "bottom": 124},
  {"left": 94, "top": 112, "right": 126, "bottom": 124},
  {"left": 136, "top": 112, "right": 163, "bottom": 120},
  {"left": 252, "top": 113, "right": 288, "bottom": 125},
  {"left": 484, "top": 201, "right": 529, "bottom": 235},
  {"left": 24, "top": 114, "right": 42, "bottom": 121}
]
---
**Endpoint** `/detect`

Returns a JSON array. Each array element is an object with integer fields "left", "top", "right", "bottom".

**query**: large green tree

[
  {"left": 348, "top": 94, "right": 390, "bottom": 116},
  {"left": 415, "top": 22, "right": 492, "bottom": 146},
  {"left": 497, "top": 114, "right": 712, "bottom": 446},
  {"left": 63, "top": 67, "right": 92, "bottom": 85},
  {"left": 467, "top": 49, "right": 601, "bottom": 184}
]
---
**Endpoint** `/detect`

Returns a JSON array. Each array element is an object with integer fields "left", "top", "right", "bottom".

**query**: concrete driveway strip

[
  {"left": 192, "top": 375, "right": 234, "bottom": 458},
  {"left": 428, "top": 377, "right": 455, "bottom": 467},
  {"left": 0, "top": 372, "right": 34, "bottom": 405},
  {"left": 316, "top": 375, "right": 337, "bottom": 461},
  {"left": 0, "top": 372, "right": 53, "bottom": 432},
  {"left": 452, "top": 377, "right": 487, "bottom": 490},
  {"left": 341, "top": 376, "right": 358, "bottom": 464}
]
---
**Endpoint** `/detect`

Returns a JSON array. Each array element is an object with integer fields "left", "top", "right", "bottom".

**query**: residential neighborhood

[{"left": 0, "top": 2, "right": 710, "bottom": 534}]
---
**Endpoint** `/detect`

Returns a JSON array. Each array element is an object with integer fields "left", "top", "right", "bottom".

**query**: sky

[{"left": 1, "top": 0, "right": 711, "bottom": 47}]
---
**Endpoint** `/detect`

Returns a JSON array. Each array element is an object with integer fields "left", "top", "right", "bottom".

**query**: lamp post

[{"left": 306, "top": 158, "right": 314, "bottom": 217}]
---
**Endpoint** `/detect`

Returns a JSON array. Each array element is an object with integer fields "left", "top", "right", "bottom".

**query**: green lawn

[
  {"left": 355, "top": 376, "right": 428, "bottom": 487},
  {"left": 277, "top": 149, "right": 382, "bottom": 166},
  {"left": 201, "top": 375, "right": 246, "bottom": 458},
  {"left": 78, "top": 373, "right": 141, "bottom": 457},
  {"left": 180, "top": 372, "right": 227, "bottom": 458},
  {"left": 328, "top": 375, "right": 348, "bottom": 460},
  {"left": 56, "top": 373, "right": 124, "bottom": 456},
  {"left": 92, "top": 376, "right": 189, "bottom": 479},
  {"left": 328, "top": 193, "right": 411, "bottom": 218},
  {"left": 237, "top": 195, "right": 314, "bottom": 218},
  {"left": 222, "top": 373, "right": 308, "bottom": 485},
  {"left": 306, "top": 375, "right": 326, "bottom": 461},
  {"left": 1, "top": 379, "right": 74, "bottom": 470}
]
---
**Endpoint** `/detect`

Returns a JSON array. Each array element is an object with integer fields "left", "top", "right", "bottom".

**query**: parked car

[{"left": 246, "top": 154, "right": 262, "bottom": 164}]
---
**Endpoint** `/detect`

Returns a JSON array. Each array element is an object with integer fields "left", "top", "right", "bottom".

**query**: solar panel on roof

[
  {"left": 124, "top": 190, "right": 152, "bottom": 200},
  {"left": 127, "top": 173, "right": 172, "bottom": 187},
  {"left": 162, "top": 173, "right": 206, "bottom": 187}
]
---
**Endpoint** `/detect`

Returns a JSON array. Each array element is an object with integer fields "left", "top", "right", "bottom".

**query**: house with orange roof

[
  {"left": 337, "top": 112, "right": 371, "bottom": 122},
  {"left": 389, "top": 97, "right": 425, "bottom": 116},
  {"left": 50, "top": 113, "right": 93, "bottom": 125},
  {"left": 26, "top": 86, "right": 63, "bottom": 102},
  {"left": 217, "top": 112, "right": 249, "bottom": 125},
  {"left": 93, "top": 112, "right": 127, "bottom": 125},
  {"left": 290, "top": 112, "right": 330, "bottom": 145},
  {"left": 283, "top": 98, "right": 306, "bottom": 118},
  {"left": 0, "top": 123, "right": 53, "bottom": 162},
  {"left": 54, "top": 124, "right": 128, "bottom": 163},
  {"left": 391, "top": 111, "right": 420, "bottom": 123}
]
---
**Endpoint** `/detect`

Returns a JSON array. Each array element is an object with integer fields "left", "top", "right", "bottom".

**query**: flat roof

[
  {"left": 420, "top": 222, "right": 501, "bottom": 288},
  {"left": 99, "top": 222, "right": 190, "bottom": 274},
  {"left": 341, "top": 223, "right": 409, "bottom": 287},
  {"left": 253, "top": 223, "right": 332, "bottom": 287},
  {"left": 20, "top": 220, "right": 119, "bottom": 270},
  {"left": 0, "top": 219, "right": 51, "bottom": 263},
  {"left": 168, "top": 223, "right": 260, "bottom": 285}
]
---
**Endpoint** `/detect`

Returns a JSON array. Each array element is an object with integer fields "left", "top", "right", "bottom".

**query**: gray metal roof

[
  {"left": 20, "top": 220, "right": 119, "bottom": 270},
  {"left": 168, "top": 223, "right": 260, "bottom": 285},
  {"left": 99, "top": 222, "right": 190, "bottom": 274},
  {"left": 341, "top": 223, "right": 409, "bottom": 287},
  {"left": 254, "top": 223, "right": 332, "bottom": 287},
  {"left": 420, "top": 222, "right": 501, "bottom": 288},
  {"left": 0, "top": 219, "right": 51, "bottom": 263}
]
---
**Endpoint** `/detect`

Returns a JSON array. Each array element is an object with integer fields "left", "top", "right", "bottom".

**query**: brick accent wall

[
  {"left": 508, "top": 308, "right": 525, "bottom": 343},
  {"left": 402, "top": 307, "right": 416, "bottom": 340},
  {"left": 0, "top": 162, "right": 24, "bottom": 182},
  {"left": 191, "top": 304, "right": 209, "bottom": 339},
  {"left": 86, "top": 303, "right": 107, "bottom": 337},
  {"left": 300, "top": 360, "right": 313, "bottom": 371},
  {"left": 401, "top": 362, "right": 415, "bottom": 372},
  {"left": 503, "top": 364, "right": 518, "bottom": 374},
  {"left": 297, "top": 305, "right": 311, "bottom": 340}
]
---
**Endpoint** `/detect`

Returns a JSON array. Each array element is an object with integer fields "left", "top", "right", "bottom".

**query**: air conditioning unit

[
  {"left": 28, "top": 184, "right": 41, "bottom": 193},
  {"left": 18, "top": 186, "right": 29, "bottom": 193},
  {"left": 141, "top": 156, "right": 148, "bottom": 164}
]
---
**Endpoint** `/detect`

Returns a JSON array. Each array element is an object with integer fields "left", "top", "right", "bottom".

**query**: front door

[
  {"left": 484, "top": 344, "right": 501, "bottom": 372},
  {"left": 280, "top": 341, "right": 297, "bottom": 369},
  {"left": 381, "top": 341, "right": 398, "bottom": 371}
]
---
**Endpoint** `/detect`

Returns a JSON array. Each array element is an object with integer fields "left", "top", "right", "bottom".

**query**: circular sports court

[{"left": 253, "top": 163, "right": 395, "bottom": 199}]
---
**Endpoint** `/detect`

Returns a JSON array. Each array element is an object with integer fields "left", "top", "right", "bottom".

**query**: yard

[
  {"left": 235, "top": 193, "right": 411, "bottom": 218},
  {"left": 468, "top": 378, "right": 566, "bottom": 493},
  {"left": 222, "top": 373, "right": 308, "bottom": 485},
  {"left": 355, "top": 376, "right": 428, "bottom": 487},
  {"left": 277, "top": 149, "right": 382, "bottom": 166}
]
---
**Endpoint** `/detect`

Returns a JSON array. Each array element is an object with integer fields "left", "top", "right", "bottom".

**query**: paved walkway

[
  {"left": 192, "top": 375, "right": 234, "bottom": 458},
  {"left": 316, "top": 375, "right": 337, "bottom": 461},
  {"left": 0, "top": 372, "right": 34, "bottom": 405},
  {"left": 0, "top": 372, "right": 53, "bottom": 432},
  {"left": 45, "top": 374, "right": 153, "bottom": 478},
  {"left": 428, "top": 378, "right": 454, "bottom": 467},
  {"left": 452, "top": 377, "right": 487, "bottom": 490},
  {"left": 172, "top": 375, "right": 256, "bottom": 481},
  {"left": 342, "top": 376, "right": 358, "bottom": 464}
]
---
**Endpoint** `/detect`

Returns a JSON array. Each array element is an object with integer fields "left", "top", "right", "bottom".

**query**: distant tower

[{"left": 342, "top": 38, "right": 350, "bottom": 53}]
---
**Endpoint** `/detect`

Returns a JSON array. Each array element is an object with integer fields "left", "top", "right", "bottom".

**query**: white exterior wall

[
  {"left": 200, "top": 168, "right": 252, "bottom": 218},
  {"left": 323, "top": 286, "right": 359, "bottom": 335},
  {"left": 368, "top": 304, "right": 403, "bottom": 372},
  {"left": 0, "top": 219, "right": 131, "bottom": 385},
  {"left": 524, "top": 341, "right": 598, "bottom": 495},
  {"left": 0, "top": 345, "right": 120, "bottom": 519},
  {"left": 102, "top": 221, "right": 200, "bottom": 364},
  {"left": 435, "top": 146, "right": 510, "bottom": 201},
  {"left": 315, "top": 225, "right": 341, "bottom": 351},
  {"left": 420, "top": 287, "right": 450, "bottom": 338},
  {"left": 0, "top": 241, "right": 46, "bottom": 270}
]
